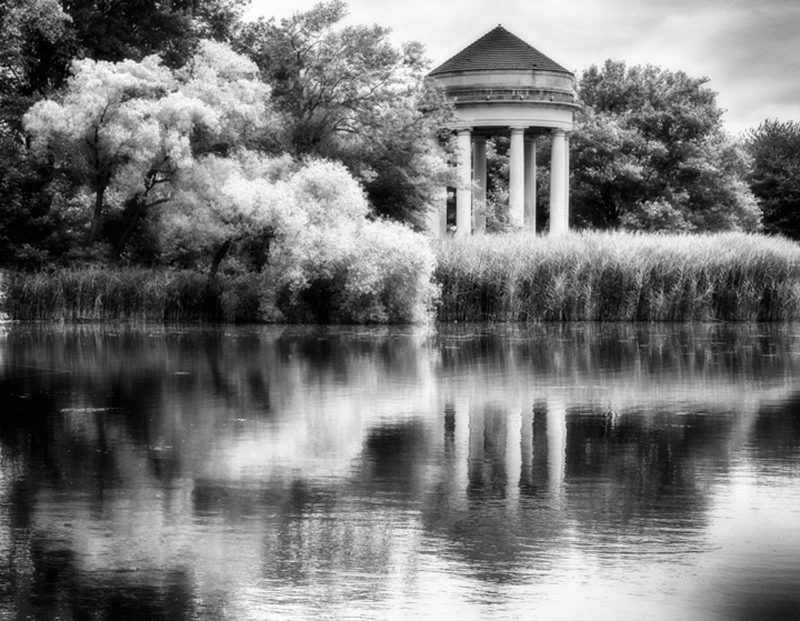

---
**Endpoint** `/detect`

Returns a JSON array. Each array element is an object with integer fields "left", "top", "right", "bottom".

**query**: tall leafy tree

[
  {"left": 23, "top": 41, "right": 270, "bottom": 253},
  {"left": 570, "top": 60, "right": 760, "bottom": 232},
  {"left": 746, "top": 119, "right": 800, "bottom": 240},
  {"left": 0, "top": 0, "right": 248, "bottom": 265},
  {"left": 0, "top": 0, "right": 76, "bottom": 267},
  {"left": 236, "top": 0, "right": 452, "bottom": 227}
]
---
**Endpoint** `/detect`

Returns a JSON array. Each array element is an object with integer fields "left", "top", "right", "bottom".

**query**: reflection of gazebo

[{"left": 428, "top": 26, "right": 577, "bottom": 236}]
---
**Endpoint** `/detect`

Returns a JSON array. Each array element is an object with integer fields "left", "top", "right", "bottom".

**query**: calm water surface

[{"left": 0, "top": 323, "right": 799, "bottom": 621}]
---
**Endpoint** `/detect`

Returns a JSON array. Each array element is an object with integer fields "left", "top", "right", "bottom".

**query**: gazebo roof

[{"left": 429, "top": 25, "right": 570, "bottom": 76}]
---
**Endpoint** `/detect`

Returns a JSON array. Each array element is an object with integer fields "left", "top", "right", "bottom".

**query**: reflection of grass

[{"left": 435, "top": 232, "right": 800, "bottom": 322}]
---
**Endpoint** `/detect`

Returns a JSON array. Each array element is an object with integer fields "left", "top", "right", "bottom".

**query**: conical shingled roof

[{"left": 429, "top": 25, "right": 570, "bottom": 76}]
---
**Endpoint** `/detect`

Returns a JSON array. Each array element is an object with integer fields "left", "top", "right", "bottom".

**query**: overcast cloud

[{"left": 248, "top": 0, "right": 800, "bottom": 133}]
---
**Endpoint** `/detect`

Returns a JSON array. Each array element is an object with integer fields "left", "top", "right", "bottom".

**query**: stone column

[
  {"left": 549, "top": 129, "right": 567, "bottom": 235},
  {"left": 509, "top": 127, "right": 525, "bottom": 228},
  {"left": 524, "top": 137, "right": 537, "bottom": 232},
  {"left": 456, "top": 128, "right": 472, "bottom": 237},
  {"left": 564, "top": 133, "right": 570, "bottom": 232},
  {"left": 472, "top": 137, "right": 487, "bottom": 234}
]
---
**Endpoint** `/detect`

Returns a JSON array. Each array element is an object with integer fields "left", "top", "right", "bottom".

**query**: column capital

[
  {"left": 509, "top": 126, "right": 526, "bottom": 135},
  {"left": 456, "top": 127, "right": 472, "bottom": 137},
  {"left": 473, "top": 135, "right": 487, "bottom": 144},
  {"left": 551, "top": 128, "right": 567, "bottom": 137}
]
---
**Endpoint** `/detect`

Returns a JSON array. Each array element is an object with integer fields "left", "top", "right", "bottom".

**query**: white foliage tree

[{"left": 23, "top": 40, "right": 270, "bottom": 247}]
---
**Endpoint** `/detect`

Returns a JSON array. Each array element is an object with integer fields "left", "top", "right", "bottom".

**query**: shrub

[{"left": 275, "top": 219, "right": 438, "bottom": 323}]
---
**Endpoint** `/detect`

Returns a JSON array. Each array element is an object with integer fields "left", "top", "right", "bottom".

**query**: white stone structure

[{"left": 428, "top": 26, "right": 577, "bottom": 236}]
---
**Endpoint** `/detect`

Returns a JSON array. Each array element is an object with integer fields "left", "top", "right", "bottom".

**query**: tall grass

[
  {"left": 435, "top": 231, "right": 800, "bottom": 322},
  {"left": 1, "top": 269, "right": 263, "bottom": 322},
  {"left": 4, "top": 232, "right": 799, "bottom": 324}
]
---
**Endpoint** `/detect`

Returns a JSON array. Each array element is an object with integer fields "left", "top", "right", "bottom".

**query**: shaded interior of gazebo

[{"left": 428, "top": 25, "right": 577, "bottom": 236}]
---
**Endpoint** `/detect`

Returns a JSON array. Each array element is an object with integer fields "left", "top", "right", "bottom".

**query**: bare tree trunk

[
  {"left": 86, "top": 185, "right": 106, "bottom": 245},
  {"left": 208, "top": 239, "right": 232, "bottom": 286},
  {"left": 114, "top": 198, "right": 147, "bottom": 258}
]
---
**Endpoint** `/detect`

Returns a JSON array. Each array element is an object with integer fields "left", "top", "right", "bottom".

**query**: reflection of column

[
  {"left": 468, "top": 401, "right": 485, "bottom": 492},
  {"left": 509, "top": 127, "right": 525, "bottom": 228},
  {"left": 520, "top": 405, "right": 533, "bottom": 490},
  {"left": 531, "top": 401, "right": 549, "bottom": 492},
  {"left": 444, "top": 402, "right": 455, "bottom": 454},
  {"left": 546, "top": 398, "right": 567, "bottom": 496},
  {"left": 524, "top": 138, "right": 537, "bottom": 232},
  {"left": 549, "top": 129, "right": 567, "bottom": 235},
  {"left": 506, "top": 409, "right": 522, "bottom": 510},
  {"left": 473, "top": 137, "right": 487, "bottom": 234},
  {"left": 456, "top": 128, "right": 472, "bottom": 237},
  {"left": 454, "top": 398, "right": 470, "bottom": 506}
]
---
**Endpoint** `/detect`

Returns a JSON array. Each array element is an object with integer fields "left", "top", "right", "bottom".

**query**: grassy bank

[
  {"left": 0, "top": 269, "right": 263, "bottom": 322},
  {"left": 435, "top": 232, "right": 800, "bottom": 321},
  {"left": 3, "top": 232, "right": 799, "bottom": 323}
]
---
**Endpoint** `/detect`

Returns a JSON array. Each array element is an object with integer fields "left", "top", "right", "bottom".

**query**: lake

[{"left": 1, "top": 323, "right": 799, "bottom": 620}]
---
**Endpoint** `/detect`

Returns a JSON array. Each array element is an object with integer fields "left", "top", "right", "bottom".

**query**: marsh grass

[
  {"left": 1, "top": 269, "right": 264, "bottom": 322},
  {"left": 4, "top": 232, "right": 799, "bottom": 323},
  {"left": 435, "top": 232, "right": 800, "bottom": 322}
]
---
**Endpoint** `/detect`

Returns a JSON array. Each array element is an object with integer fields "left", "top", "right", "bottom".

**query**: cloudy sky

[{"left": 247, "top": 0, "right": 800, "bottom": 134}]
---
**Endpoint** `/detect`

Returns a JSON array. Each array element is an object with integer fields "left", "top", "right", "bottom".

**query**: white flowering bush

[
  {"left": 270, "top": 160, "right": 438, "bottom": 323},
  {"left": 276, "top": 218, "right": 438, "bottom": 323}
]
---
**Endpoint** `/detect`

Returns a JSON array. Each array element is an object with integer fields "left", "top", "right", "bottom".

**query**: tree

[
  {"left": 746, "top": 119, "right": 800, "bottom": 240},
  {"left": 0, "top": 0, "right": 249, "bottom": 265},
  {"left": 1, "top": 0, "right": 246, "bottom": 136},
  {"left": 570, "top": 60, "right": 760, "bottom": 232},
  {"left": 236, "top": 0, "right": 452, "bottom": 227},
  {"left": 23, "top": 40, "right": 270, "bottom": 252},
  {"left": 1, "top": 0, "right": 74, "bottom": 136}
]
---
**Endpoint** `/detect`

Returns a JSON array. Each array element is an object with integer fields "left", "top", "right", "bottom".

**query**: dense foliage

[
  {"left": 569, "top": 61, "right": 761, "bottom": 232},
  {"left": 235, "top": 0, "right": 452, "bottom": 227},
  {"left": 747, "top": 119, "right": 800, "bottom": 240}
]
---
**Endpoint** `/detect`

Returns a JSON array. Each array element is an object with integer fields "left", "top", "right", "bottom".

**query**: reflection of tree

[
  {"left": 562, "top": 408, "right": 736, "bottom": 542},
  {"left": 0, "top": 323, "right": 799, "bottom": 617},
  {"left": 750, "top": 391, "right": 800, "bottom": 466},
  {"left": 10, "top": 541, "right": 204, "bottom": 621}
]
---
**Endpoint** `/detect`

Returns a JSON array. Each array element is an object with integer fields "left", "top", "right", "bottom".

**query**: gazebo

[{"left": 428, "top": 25, "right": 578, "bottom": 237}]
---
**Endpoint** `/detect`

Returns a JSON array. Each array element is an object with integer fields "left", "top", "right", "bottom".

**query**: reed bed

[
  {"left": 3, "top": 232, "right": 799, "bottom": 323},
  {"left": 0, "top": 268, "right": 263, "bottom": 322},
  {"left": 435, "top": 231, "right": 800, "bottom": 322}
]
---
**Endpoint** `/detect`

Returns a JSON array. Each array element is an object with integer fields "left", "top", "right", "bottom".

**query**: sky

[{"left": 246, "top": 0, "right": 800, "bottom": 135}]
